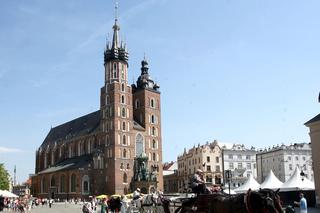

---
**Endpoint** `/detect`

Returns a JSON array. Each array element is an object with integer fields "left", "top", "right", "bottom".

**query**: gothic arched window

[
  {"left": 122, "top": 108, "right": 126, "bottom": 117},
  {"left": 60, "top": 175, "right": 66, "bottom": 193},
  {"left": 123, "top": 149, "right": 127, "bottom": 159},
  {"left": 135, "top": 99, "right": 140, "bottom": 109},
  {"left": 50, "top": 175, "right": 56, "bottom": 187},
  {"left": 150, "top": 98, "right": 155, "bottom": 108},
  {"left": 152, "top": 140, "right": 156, "bottom": 149},
  {"left": 135, "top": 134, "right": 144, "bottom": 157},
  {"left": 121, "top": 95, "right": 125, "bottom": 104},
  {"left": 122, "top": 135, "right": 126, "bottom": 145},
  {"left": 122, "top": 122, "right": 126, "bottom": 131},
  {"left": 113, "top": 63, "right": 117, "bottom": 78},
  {"left": 82, "top": 175, "right": 90, "bottom": 194},
  {"left": 70, "top": 174, "right": 76, "bottom": 192},
  {"left": 123, "top": 173, "right": 128, "bottom": 183},
  {"left": 41, "top": 176, "right": 46, "bottom": 193}
]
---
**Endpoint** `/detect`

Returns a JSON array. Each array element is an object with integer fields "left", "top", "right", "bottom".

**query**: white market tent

[
  {"left": 234, "top": 174, "right": 260, "bottom": 193},
  {"left": 260, "top": 170, "right": 283, "bottom": 189},
  {"left": 280, "top": 167, "right": 315, "bottom": 192},
  {"left": 0, "top": 189, "right": 19, "bottom": 198}
]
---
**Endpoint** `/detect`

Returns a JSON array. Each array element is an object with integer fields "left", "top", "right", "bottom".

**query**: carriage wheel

[{"left": 179, "top": 207, "right": 195, "bottom": 213}]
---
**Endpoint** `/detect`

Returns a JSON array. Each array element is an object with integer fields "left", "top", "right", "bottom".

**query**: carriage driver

[
  {"left": 191, "top": 169, "right": 207, "bottom": 194},
  {"left": 133, "top": 188, "right": 141, "bottom": 200}
]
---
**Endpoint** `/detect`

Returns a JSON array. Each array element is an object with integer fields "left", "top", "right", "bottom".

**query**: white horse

[{"left": 125, "top": 192, "right": 165, "bottom": 213}]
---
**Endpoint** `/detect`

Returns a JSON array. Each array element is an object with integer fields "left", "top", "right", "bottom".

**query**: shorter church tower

[{"left": 132, "top": 58, "right": 163, "bottom": 191}]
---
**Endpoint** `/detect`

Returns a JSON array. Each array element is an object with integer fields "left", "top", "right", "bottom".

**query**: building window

[
  {"left": 60, "top": 175, "right": 66, "bottom": 193},
  {"left": 215, "top": 165, "right": 220, "bottom": 172},
  {"left": 123, "top": 173, "right": 128, "bottom": 183},
  {"left": 121, "top": 95, "right": 125, "bottom": 104},
  {"left": 121, "top": 83, "right": 125, "bottom": 91},
  {"left": 228, "top": 154, "right": 233, "bottom": 159},
  {"left": 152, "top": 140, "right": 156, "bottom": 149},
  {"left": 120, "top": 163, "right": 124, "bottom": 169},
  {"left": 122, "top": 122, "right": 126, "bottom": 131},
  {"left": 121, "top": 108, "right": 126, "bottom": 117},
  {"left": 127, "top": 163, "right": 130, "bottom": 169},
  {"left": 150, "top": 98, "right": 155, "bottom": 108},
  {"left": 105, "top": 136, "right": 110, "bottom": 147},
  {"left": 122, "top": 135, "right": 126, "bottom": 145},
  {"left": 41, "top": 177, "right": 46, "bottom": 193},
  {"left": 123, "top": 149, "right": 127, "bottom": 158},
  {"left": 206, "top": 176, "right": 212, "bottom": 183},
  {"left": 113, "top": 63, "right": 117, "bottom": 78},
  {"left": 247, "top": 163, "right": 251, "bottom": 169},
  {"left": 288, "top": 156, "right": 291, "bottom": 160},
  {"left": 289, "top": 164, "right": 292, "bottom": 170},
  {"left": 121, "top": 64, "right": 125, "bottom": 79},
  {"left": 50, "top": 175, "right": 56, "bottom": 187},
  {"left": 106, "top": 95, "right": 110, "bottom": 105},
  {"left": 302, "top": 156, "right": 306, "bottom": 161},
  {"left": 237, "top": 155, "right": 242, "bottom": 160},
  {"left": 229, "top": 162, "right": 234, "bottom": 169},
  {"left": 246, "top": 155, "right": 251, "bottom": 160},
  {"left": 215, "top": 157, "right": 219, "bottom": 163},
  {"left": 82, "top": 175, "right": 90, "bottom": 194},
  {"left": 152, "top": 127, "right": 156, "bottom": 136},
  {"left": 238, "top": 163, "right": 243, "bottom": 169},
  {"left": 135, "top": 99, "right": 140, "bottom": 109},
  {"left": 70, "top": 174, "right": 76, "bottom": 192},
  {"left": 295, "top": 156, "right": 299, "bottom": 161},
  {"left": 206, "top": 165, "right": 211, "bottom": 171},
  {"left": 151, "top": 115, "right": 155, "bottom": 124},
  {"left": 152, "top": 153, "right": 156, "bottom": 161},
  {"left": 207, "top": 156, "right": 210, "bottom": 162}
]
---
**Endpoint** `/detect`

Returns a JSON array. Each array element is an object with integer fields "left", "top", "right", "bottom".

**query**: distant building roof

[
  {"left": 40, "top": 110, "right": 101, "bottom": 148},
  {"left": 163, "top": 161, "right": 177, "bottom": 176},
  {"left": 305, "top": 113, "right": 320, "bottom": 126},
  {"left": 38, "top": 154, "right": 92, "bottom": 174}
]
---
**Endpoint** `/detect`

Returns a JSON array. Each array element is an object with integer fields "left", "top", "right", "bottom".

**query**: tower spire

[{"left": 112, "top": 1, "right": 120, "bottom": 49}]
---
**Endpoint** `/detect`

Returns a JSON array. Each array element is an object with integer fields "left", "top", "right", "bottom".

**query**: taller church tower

[{"left": 100, "top": 5, "right": 162, "bottom": 194}]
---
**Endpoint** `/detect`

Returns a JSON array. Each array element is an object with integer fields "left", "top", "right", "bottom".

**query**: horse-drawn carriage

[{"left": 110, "top": 188, "right": 283, "bottom": 213}]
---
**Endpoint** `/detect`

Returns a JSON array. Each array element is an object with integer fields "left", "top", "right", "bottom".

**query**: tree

[{"left": 0, "top": 163, "right": 10, "bottom": 190}]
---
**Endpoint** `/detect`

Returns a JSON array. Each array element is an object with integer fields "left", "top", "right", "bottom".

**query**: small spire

[
  {"left": 111, "top": 0, "right": 120, "bottom": 49},
  {"left": 115, "top": 1, "right": 119, "bottom": 24}
]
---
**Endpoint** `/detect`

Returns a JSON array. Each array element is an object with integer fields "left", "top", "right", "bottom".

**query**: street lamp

[
  {"left": 225, "top": 170, "right": 232, "bottom": 195},
  {"left": 300, "top": 170, "right": 305, "bottom": 181}
]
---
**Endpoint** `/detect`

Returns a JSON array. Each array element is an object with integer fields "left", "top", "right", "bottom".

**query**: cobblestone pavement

[{"left": 3, "top": 203, "right": 320, "bottom": 213}]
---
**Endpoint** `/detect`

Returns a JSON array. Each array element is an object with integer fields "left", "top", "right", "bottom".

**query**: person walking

[
  {"left": 295, "top": 192, "right": 307, "bottom": 213},
  {"left": 100, "top": 198, "right": 107, "bottom": 213}
]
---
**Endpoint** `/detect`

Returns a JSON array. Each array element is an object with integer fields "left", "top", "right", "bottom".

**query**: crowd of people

[{"left": 0, "top": 195, "right": 53, "bottom": 212}]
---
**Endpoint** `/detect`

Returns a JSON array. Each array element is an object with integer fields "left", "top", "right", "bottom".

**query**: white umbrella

[{"left": 0, "top": 190, "right": 19, "bottom": 198}]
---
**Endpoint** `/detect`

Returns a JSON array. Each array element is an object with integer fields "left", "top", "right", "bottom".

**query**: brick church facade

[{"left": 31, "top": 12, "right": 163, "bottom": 199}]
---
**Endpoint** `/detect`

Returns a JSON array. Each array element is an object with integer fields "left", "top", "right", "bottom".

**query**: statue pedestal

[{"left": 131, "top": 180, "right": 157, "bottom": 194}]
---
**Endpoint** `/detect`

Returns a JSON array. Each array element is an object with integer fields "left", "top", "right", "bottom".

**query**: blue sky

[{"left": 0, "top": 0, "right": 319, "bottom": 183}]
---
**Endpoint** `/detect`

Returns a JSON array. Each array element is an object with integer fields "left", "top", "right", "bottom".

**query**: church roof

[
  {"left": 41, "top": 110, "right": 101, "bottom": 147},
  {"left": 38, "top": 154, "right": 92, "bottom": 174},
  {"left": 305, "top": 113, "right": 320, "bottom": 125}
]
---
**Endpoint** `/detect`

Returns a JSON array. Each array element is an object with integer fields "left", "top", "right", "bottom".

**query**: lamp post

[
  {"left": 225, "top": 170, "right": 232, "bottom": 195},
  {"left": 300, "top": 170, "right": 305, "bottom": 181}
]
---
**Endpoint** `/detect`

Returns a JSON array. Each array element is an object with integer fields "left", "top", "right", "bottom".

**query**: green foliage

[{"left": 0, "top": 163, "right": 10, "bottom": 190}]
